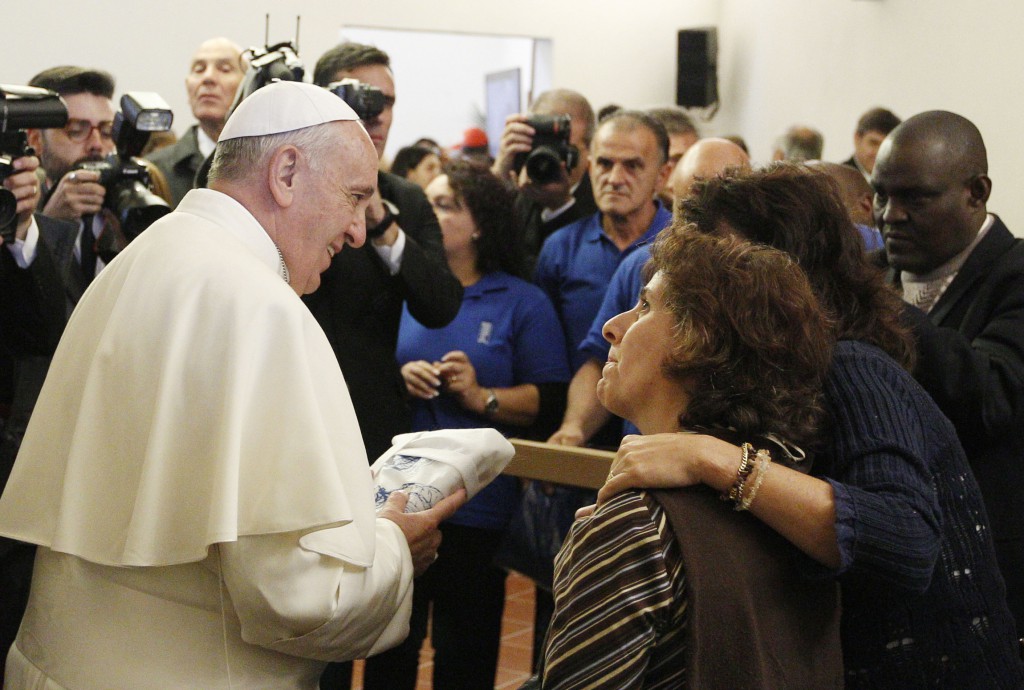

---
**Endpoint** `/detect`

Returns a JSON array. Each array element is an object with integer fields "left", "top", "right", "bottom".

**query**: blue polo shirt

[
  {"left": 397, "top": 271, "right": 570, "bottom": 529},
  {"left": 534, "top": 202, "right": 671, "bottom": 372}
]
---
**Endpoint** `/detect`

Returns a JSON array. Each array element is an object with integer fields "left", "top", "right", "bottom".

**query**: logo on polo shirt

[{"left": 477, "top": 321, "right": 493, "bottom": 345}]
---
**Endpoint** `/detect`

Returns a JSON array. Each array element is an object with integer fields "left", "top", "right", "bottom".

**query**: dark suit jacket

[
  {"left": 514, "top": 174, "right": 597, "bottom": 275},
  {"left": 882, "top": 216, "right": 1024, "bottom": 628},
  {"left": 0, "top": 214, "right": 78, "bottom": 493},
  {"left": 146, "top": 125, "right": 205, "bottom": 208},
  {"left": 303, "top": 171, "right": 462, "bottom": 461}
]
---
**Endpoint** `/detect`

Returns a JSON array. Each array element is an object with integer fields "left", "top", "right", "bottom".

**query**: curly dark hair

[
  {"left": 391, "top": 145, "right": 435, "bottom": 179},
  {"left": 444, "top": 159, "right": 522, "bottom": 276},
  {"left": 678, "top": 163, "right": 915, "bottom": 371},
  {"left": 648, "top": 228, "right": 834, "bottom": 453}
]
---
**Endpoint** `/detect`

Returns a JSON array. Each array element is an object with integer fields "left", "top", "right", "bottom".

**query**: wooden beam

[{"left": 504, "top": 439, "right": 614, "bottom": 490}]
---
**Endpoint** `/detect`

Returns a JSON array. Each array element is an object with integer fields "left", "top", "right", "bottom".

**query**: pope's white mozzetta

[{"left": 0, "top": 80, "right": 452, "bottom": 689}]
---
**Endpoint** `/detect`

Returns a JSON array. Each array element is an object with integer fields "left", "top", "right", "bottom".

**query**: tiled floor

[{"left": 351, "top": 572, "right": 536, "bottom": 689}]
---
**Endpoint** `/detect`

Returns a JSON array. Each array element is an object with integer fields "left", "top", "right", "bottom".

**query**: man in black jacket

[
  {"left": 309, "top": 43, "right": 463, "bottom": 690},
  {"left": 871, "top": 110, "right": 1024, "bottom": 639},
  {"left": 308, "top": 44, "right": 463, "bottom": 462},
  {"left": 0, "top": 153, "right": 79, "bottom": 674}
]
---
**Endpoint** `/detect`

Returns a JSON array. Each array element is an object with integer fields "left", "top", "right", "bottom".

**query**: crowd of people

[{"left": 0, "top": 32, "right": 1022, "bottom": 690}]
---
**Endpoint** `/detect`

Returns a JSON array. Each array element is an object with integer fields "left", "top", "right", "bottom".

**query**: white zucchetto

[{"left": 219, "top": 80, "right": 359, "bottom": 141}]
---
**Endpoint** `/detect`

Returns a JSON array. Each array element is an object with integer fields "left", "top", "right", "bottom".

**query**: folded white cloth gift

[{"left": 371, "top": 429, "right": 515, "bottom": 513}]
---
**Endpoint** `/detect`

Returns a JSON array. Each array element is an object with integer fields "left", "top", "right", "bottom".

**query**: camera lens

[{"left": 525, "top": 146, "right": 563, "bottom": 185}]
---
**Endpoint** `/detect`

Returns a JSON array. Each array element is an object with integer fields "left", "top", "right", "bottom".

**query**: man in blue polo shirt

[
  {"left": 534, "top": 110, "right": 673, "bottom": 379},
  {"left": 548, "top": 136, "right": 750, "bottom": 446}
]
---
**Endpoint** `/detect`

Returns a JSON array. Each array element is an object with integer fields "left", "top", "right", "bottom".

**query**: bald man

[
  {"left": 671, "top": 137, "right": 749, "bottom": 203},
  {"left": 807, "top": 160, "right": 883, "bottom": 250},
  {"left": 147, "top": 37, "right": 247, "bottom": 206},
  {"left": 872, "top": 110, "right": 1024, "bottom": 637}
]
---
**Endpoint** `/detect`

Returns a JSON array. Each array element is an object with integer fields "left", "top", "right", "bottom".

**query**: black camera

[
  {"left": 326, "top": 79, "right": 385, "bottom": 121},
  {"left": 234, "top": 41, "right": 304, "bottom": 109},
  {"left": 0, "top": 85, "right": 69, "bottom": 241},
  {"left": 513, "top": 114, "right": 579, "bottom": 185},
  {"left": 70, "top": 92, "right": 174, "bottom": 255}
]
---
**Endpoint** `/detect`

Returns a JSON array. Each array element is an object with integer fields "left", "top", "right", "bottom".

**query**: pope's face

[{"left": 284, "top": 122, "right": 377, "bottom": 294}]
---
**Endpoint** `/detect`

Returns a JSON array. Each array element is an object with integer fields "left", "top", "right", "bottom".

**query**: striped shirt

[{"left": 540, "top": 490, "right": 688, "bottom": 689}]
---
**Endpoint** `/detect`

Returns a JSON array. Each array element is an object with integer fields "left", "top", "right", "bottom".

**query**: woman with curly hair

[
  {"left": 600, "top": 164, "right": 1024, "bottom": 687},
  {"left": 535, "top": 229, "right": 844, "bottom": 689},
  {"left": 363, "top": 160, "right": 570, "bottom": 690}
]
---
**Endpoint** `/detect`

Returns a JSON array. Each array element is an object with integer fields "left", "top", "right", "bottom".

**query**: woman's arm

[{"left": 602, "top": 434, "right": 842, "bottom": 569}]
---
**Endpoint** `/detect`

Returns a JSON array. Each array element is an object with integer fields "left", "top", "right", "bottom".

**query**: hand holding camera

[
  {"left": 0, "top": 155, "right": 42, "bottom": 243},
  {"left": 43, "top": 168, "right": 105, "bottom": 222},
  {"left": 494, "top": 113, "right": 579, "bottom": 209}
]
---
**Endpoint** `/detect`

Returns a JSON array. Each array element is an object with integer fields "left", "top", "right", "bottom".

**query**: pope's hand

[{"left": 379, "top": 488, "right": 467, "bottom": 577}]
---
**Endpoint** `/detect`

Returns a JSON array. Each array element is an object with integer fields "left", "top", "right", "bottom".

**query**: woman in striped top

[{"left": 535, "top": 229, "right": 844, "bottom": 689}]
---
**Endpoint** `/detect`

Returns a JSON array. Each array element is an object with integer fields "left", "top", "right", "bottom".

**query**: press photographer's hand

[
  {"left": 43, "top": 169, "right": 105, "bottom": 222},
  {"left": 2, "top": 155, "right": 42, "bottom": 242}
]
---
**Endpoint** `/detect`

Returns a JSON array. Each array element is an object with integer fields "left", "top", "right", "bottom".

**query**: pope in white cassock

[{"left": 0, "top": 81, "right": 465, "bottom": 689}]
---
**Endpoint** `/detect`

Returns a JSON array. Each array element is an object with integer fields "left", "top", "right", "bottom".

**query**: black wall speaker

[{"left": 677, "top": 28, "right": 718, "bottom": 108}]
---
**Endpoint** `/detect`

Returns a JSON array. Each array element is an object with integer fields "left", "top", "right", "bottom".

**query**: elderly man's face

[
  {"left": 186, "top": 38, "right": 245, "bottom": 135},
  {"left": 284, "top": 121, "right": 378, "bottom": 294},
  {"left": 871, "top": 137, "right": 982, "bottom": 274},
  {"left": 590, "top": 122, "right": 672, "bottom": 222}
]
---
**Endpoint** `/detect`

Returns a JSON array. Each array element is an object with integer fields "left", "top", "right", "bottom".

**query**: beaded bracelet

[
  {"left": 738, "top": 449, "right": 772, "bottom": 512},
  {"left": 722, "top": 442, "right": 756, "bottom": 505}
]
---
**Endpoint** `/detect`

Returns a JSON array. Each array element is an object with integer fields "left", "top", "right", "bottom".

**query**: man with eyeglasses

[{"left": 26, "top": 67, "right": 116, "bottom": 229}]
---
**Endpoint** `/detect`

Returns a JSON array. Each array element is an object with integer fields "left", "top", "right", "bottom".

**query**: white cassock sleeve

[{"left": 216, "top": 517, "right": 414, "bottom": 661}]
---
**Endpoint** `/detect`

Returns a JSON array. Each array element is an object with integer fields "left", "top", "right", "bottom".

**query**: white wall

[{"left": 6, "top": 0, "right": 1023, "bottom": 231}]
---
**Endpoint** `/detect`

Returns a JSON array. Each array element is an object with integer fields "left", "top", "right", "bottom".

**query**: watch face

[{"left": 485, "top": 391, "right": 499, "bottom": 414}]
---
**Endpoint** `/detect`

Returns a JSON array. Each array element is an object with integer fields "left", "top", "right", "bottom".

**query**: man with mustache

[{"left": 871, "top": 110, "right": 1024, "bottom": 643}]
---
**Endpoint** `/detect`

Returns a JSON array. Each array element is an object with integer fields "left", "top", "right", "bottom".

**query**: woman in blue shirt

[{"left": 362, "top": 160, "right": 570, "bottom": 690}]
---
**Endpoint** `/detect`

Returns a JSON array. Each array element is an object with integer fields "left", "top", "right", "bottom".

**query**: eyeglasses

[{"left": 63, "top": 119, "right": 114, "bottom": 142}]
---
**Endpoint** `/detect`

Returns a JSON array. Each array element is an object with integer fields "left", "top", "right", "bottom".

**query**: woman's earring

[{"left": 472, "top": 233, "right": 481, "bottom": 240}]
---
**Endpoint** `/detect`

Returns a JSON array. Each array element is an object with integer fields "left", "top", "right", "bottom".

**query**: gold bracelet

[
  {"left": 722, "top": 442, "right": 756, "bottom": 505},
  {"left": 738, "top": 449, "right": 772, "bottom": 511}
]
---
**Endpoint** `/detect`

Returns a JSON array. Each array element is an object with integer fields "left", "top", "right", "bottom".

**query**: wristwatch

[
  {"left": 367, "top": 199, "right": 400, "bottom": 240},
  {"left": 484, "top": 388, "right": 499, "bottom": 416}
]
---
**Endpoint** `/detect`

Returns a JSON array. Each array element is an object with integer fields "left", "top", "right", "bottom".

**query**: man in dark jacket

[{"left": 871, "top": 110, "right": 1024, "bottom": 639}]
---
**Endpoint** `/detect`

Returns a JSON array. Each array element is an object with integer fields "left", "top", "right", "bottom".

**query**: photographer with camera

[
  {"left": 492, "top": 89, "right": 598, "bottom": 271},
  {"left": 0, "top": 83, "right": 80, "bottom": 673},
  {"left": 147, "top": 37, "right": 247, "bottom": 207},
  {"left": 308, "top": 42, "right": 462, "bottom": 690},
  {"left": 308, "top": 43, "right": 462, "bottom": 459},
  {"left": 27, "top": 68, "right": 116, "bottom": 234}
]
